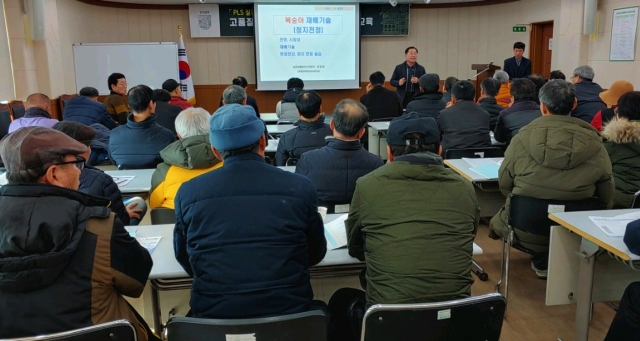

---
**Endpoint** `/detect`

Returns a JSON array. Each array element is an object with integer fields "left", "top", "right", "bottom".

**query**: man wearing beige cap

[
  {"left": 0, "top": 127, "right": 157, "bottom": 340},
  {"left": 590, "top": 80, "right": 635, "bottom": 131}
]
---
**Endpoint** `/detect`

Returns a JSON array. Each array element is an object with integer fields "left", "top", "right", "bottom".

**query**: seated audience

[
  {"left": 8, "top": 93, "right": 57, "bottom": 133},
  {"left": 494, "top": 78, "right": 541, "bottom": 145},
  {"left": 222, "top": 85, "right": 270, "bottom": 143},
  {"left": 527, "top": 74, "right": 548, "bottom": 104},
  {"left": 173, "top": 104, "right": 326, "bottom": 319},
  {"left": 162, "top": 79, "right": 193, "bottom": 110},
  {"left": 360, "top": 71, "right": 403, "bottom": 120},
  {"left": 109, "top": 85, "right": 175, "bottom": 169},
  {"left": 86, "top": 123, "right": 112, "bottom": 166},
  {"left": 549, "top": 70, "right": 566, "bottom": 80},
  {"left": 277, "top": 77, "right": 305, "bottom": 121},
  {"left": 153, "top": 89, "right": 181, "bottom": 135},
  {"left": 601, "top": 91, "right": 640, "bottom": 208},
  {"left": 63, "top": 87, "right": 116, "bottom": 129},
  {"left": 296, "top": 99, "right": 383, "bottom": 207},
  {"left": 591, "top": 80, "right": 634, "bottom": 131},
  {"left": 0, "top": 127, "right": 156, "bottom": 340},
  {"left": 219, "top": 76, "right": 260, "bottom": 117},
  {"left": 571, "top": 65, "right": 606, "bottom": 122},
  {"left": 53, "top": 121, "right": 146, "bottom": 226},
  {"left": 442, "top": 76, "right": 458, "bottom": 104},
  {"left": 275, "top": 91, "right": 332, "bottom": 166},
  {"left": 150, "top": 108, "right": 223, "bottom": 210},
  {"left": 494, "top": 71, "right": 512, "bottom": 108},
  {"left": 438, "top": 80, "right": 491, "bottom": 154},
  {"left": 330, "top": 113, "right": 479, "bottom": 341},
  {"left": 405, "top": 73, "right": 446, "bottom": 119},
  {"left": 489, "top": 80, "right": 614, "bottom": 278},
  {"left": 103, "top": 73, "right": 129, "bottom": 124},
  {"left": 477, "top": 78, "right": 504, "bottom": 130}
]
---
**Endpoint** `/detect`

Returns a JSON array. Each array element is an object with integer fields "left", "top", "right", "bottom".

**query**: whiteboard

[
  {"left": 73, "top": 43, "right": 179, "bottom": 95},
  {"left": 609, "top": 7, "right": 639, "bottom": 61}
]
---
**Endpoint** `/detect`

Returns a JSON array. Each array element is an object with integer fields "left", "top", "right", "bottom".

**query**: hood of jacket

[
  {"left": 0, "top": 184, "right": 110, "bottom": 293},
  {"left": 602, "top": 118, "right": 640, "bottom": 147},
  {"left": 160, "top": 135, "right": 221, "bottom": 169},
  {"left": 517, "top": 115, "right": 603, "bottom": 170},
  {"left": 24, "top": 107, "right": 52, "bottom": 119},
  {"left": 282, "top": 87, "right": 303, "bottom": 102},
  {"left": 412, "top": 92, "right": 443, "bottom": 101}
]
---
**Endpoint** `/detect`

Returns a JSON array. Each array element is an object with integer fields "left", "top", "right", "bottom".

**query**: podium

[{"left": 471, "top": 64, "right": 501, "bottom": 101}]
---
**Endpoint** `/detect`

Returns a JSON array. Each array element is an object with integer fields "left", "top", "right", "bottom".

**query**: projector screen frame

[{"left": 253, "top": 3, "right": 361, "bottom": 91}]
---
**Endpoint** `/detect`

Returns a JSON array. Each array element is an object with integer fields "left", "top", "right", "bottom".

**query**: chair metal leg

[
  {"left": 503, "top": 229, "right": 514, "bottom": 314},
  {"left": 472, "top": 260, "right": 488, "bottom": 281},
  {"left": 496, "top": 238, "right": 507, "bottom": 292}
]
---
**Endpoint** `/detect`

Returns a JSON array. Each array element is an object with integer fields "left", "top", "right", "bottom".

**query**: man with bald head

[{"left": 8, "top": 93, "right": 58, "bottom": 133}]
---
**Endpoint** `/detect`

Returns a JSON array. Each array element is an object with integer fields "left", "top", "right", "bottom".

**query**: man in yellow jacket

[
  {"left": 150, "top": 108, "right": 223, "bottom": 209},
  {"left": 494, "top": 70, "right": 512, "bottom": 108}
]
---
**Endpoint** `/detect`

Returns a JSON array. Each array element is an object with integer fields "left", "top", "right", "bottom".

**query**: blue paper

[{"left": 469, "top": 164, "right": 500, "bottom": 179}]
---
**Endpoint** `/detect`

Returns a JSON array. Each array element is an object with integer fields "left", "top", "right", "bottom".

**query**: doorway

[{"left": 530, "top": 21, "right": 554, "bottom": 78}]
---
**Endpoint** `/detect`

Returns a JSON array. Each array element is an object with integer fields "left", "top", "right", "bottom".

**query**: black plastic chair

[
  {"left": 150, "top": 208, "right": 176, "bottom": 225},
  {"left": 496, "top": 194, "right": 605, "bottom": 306},
  {"left": 0, "top": 319, "right": 137, "bottom": 341},
  {"left": 166, "top": 310, "right": 327, "bottom": 341},
  {"left": 9, "top": 101, "right": 25, "bottom": 120},
  {"left": 0, "top": 104, "right": 11, "bottom": 139},
  {"left": 444, "top": 147, "right": 504, "bottom": 159},
  {"left": 361, "top": 293, "right": 506, "bottom": 341}
]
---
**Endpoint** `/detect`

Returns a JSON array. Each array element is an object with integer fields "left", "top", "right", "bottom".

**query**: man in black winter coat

[
  {"left": 390, "top": 47, "right": 427, "bottom": 107},
  {"left": 493, "top": 78, "right": 541, "bottom": 145},
  {"left": 405, "top": 74, "right": 446, "bottom": 119},
  {"left": 360, "top": 71, "right": 403, "bottom": 121},
  {"left": 571, "top": 65, "right": 606, "bottom": 123},
  {"left": 477, "top": 78, "right": 504, "bottom": 130},
  {"left": 153, "top": 89, "right": 182, "bottom": 135}
]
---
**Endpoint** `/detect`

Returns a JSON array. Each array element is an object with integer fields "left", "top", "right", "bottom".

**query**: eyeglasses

[{"left": 54, "top": 156, "right": 86, "bottom": 170}]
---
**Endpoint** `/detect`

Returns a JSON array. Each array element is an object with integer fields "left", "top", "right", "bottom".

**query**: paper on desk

[
  {"left": 324, "top": 214, "right": 349, "bottom": 250},
  {"left": 462, "top": 158, "right": 499, "bottom": 168},
  {"left": 137, "top": 236, "right": 162, "bottom": 254},
  {"left": 589, "top": 214, "right": 640, "bottom": 238},
  {"left": 0, "top": 172, "right": 7, "bottom": 186},
  {"left": 469, "top": 164, "right": 500, "bottom": 179},
  {"left": 112, "top": 176, "right": 135, "bottom": 187}
]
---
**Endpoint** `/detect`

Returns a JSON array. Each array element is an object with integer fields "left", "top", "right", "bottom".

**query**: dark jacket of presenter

[{"left": 390, "top": 46, "right": 426, "bottom": 108}]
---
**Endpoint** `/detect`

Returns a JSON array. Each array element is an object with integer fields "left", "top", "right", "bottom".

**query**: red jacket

[
  {"left": 590, "top": 106, "right": 617, "bottom": 132},
  {"left": 169, "top": 96, "right": 193, "bottom": 110}
]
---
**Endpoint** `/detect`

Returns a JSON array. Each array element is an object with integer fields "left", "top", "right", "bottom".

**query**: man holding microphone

[{"left": 390, "top": 47, "right": 427, "bottom": 108}]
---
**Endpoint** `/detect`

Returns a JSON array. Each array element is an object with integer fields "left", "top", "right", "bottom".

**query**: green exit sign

[{"left": 513, "top": 26, "right": 527, "bottom": 32}]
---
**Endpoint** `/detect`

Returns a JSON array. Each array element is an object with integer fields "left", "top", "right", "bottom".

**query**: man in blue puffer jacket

[
  {"left": 54, "top": 121, "right": 146, "bottom": 225},
  {"left": 63, "top": 87, "right": 117, "bottom": 130}
]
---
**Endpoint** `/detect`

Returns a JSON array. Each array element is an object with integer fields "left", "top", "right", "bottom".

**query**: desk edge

[{"left": 443, "top": 160, "right": 475, "bottom": 183}]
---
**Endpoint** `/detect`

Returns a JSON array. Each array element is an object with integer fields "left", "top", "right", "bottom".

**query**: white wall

[{"left": 0, "top": 1, "right": 16, "bottom": 100}]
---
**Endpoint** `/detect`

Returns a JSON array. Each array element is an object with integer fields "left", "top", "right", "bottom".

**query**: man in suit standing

[
  {"left": 390, "top": 47, "right": 427, "bottom": 108},
  {"left": 503, "top": 42, "right": 532, "bottom": 80}
]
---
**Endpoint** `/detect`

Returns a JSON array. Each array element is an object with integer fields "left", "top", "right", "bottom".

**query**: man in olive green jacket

[
  {"left": 490, "top": 80, "right": 614, "bottom": 278},
  {"left": 329, "top": 111, "right": 479, "bottom": 341}
]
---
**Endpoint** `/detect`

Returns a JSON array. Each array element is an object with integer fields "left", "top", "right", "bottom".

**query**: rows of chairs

[
  {"left": 1, "top": 293, "right": 506, "bottom": 341},
  {"left": 0, "top": 101, "right": 25, "bottom": 139}
]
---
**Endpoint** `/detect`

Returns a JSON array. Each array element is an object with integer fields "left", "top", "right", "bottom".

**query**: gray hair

[
  {"left": 573, "top": 65, "right": 595, "bottom": 81},
  {"left": 175, "top": 107, "right": 211, "bottom": 138},
  {"left": 493, "top": 71, "right": 510, "bottom": 84},
  {"left": 222, "top": 85, "right": 247, "bottom": 105},
  {"left": 539, "top": 80, "right": 576, "bottom": 116}
]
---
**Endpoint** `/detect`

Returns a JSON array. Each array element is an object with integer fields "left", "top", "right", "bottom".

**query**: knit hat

[
  {"left": 419, "top": 74, "right": 440, "bottom": 91},
  {"left": 209, "top": 104, "right": 263, "bottom": 151},
  {"left": 0, "top": 126, "right": 87, "bottom": 173},
  {"left": 387, "top": 112, "right": 440, "bottom": 147},
  {"left": 600, "top": 80, "right": 634, "bottom": 107},
  {"left": 53, "top": 121, "right": 96, "bottom": 147}
]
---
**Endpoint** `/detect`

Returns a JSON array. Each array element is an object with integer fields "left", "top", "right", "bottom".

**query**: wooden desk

[{"left": 548, "top": 210, "right": 640, "bottom": 341}]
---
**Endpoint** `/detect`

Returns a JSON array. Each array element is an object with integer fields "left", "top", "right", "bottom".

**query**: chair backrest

[
  {"left": 166, "top": 310, "right": 327, "bottom": 341},
  {"left": 361, "top": 293, "right": 506, "bottom": 341},
  {"left": 60, "top": 94, "right": 78, "bottom": 114},
  {"left": 0, "top": 104, "right": 11, "bottom": 139},
  {"left": 509, "top": 194, "right": 605, "bottom": 237},
  {"left": 632, "top": 190, "right": 640, "bottom": 209},
  {"left": 150, "top": 208, "right": 176, "bottom": 225},
  {"left": 0, "top": 320, "right": 137, "bottom": 341},
  {"left": 444, "top": 147, "right": 504, "bottom": 159},
  {"left": 9, "top": 101, "right": 25, "bottom": 120}
]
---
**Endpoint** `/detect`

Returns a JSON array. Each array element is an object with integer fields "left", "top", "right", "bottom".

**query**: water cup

[{"left": 318, "top": 206, "right": 328, "bottom": 223}]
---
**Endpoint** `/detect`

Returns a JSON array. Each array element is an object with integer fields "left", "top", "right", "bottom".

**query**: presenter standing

[
  {"left": 503, "top": 42, "right": 532, "bottom": 80},
  {"left": 390, "top": 47, "right": 426, "bottom": 108}
]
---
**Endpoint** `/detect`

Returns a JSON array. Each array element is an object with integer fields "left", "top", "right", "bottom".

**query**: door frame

[{"left": 529, "top": 21, "right": 554, "bottom": 76}]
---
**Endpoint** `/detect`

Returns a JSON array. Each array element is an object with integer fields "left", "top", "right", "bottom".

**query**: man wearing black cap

[
  {"left": 163, "top": 78, "right": 193, "bottom": 110},
  {"left": 405, "top": 73, "right": 447, "bottom": 119},
  {"left": 0, "top": 127, "right": 156, "bottom": 340},
  {"left": 173, "top": 103, "right": 327, "bottom": 319},
  {"left": 328, "top": 112, "right": 479, "bottom": 341}
]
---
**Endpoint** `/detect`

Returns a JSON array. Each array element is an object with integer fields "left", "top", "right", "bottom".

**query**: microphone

[{"left": 488, "top": 61, "right": 494, "bottom": 67}]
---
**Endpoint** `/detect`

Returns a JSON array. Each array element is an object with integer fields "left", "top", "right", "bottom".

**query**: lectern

[{"left": 471, "top": 64, "right": 501, "bottom": 101}]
